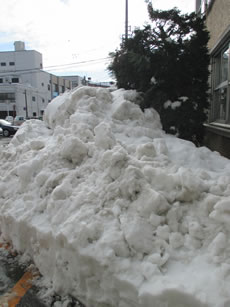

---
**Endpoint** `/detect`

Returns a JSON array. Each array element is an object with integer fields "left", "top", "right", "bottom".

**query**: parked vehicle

[
  {"left": 13, "top": 116, "right": 25, "bottom": 126},
  {"left": 0, "top": 119, "right": 20, "bottom": 137},
  {"left": 5, "top": 116, "right": 14, "bottom": 124}
]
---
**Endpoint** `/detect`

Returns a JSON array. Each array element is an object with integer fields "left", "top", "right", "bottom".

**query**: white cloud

[{"left": 0, "top": 0, "right": 194, "bottom": 81}]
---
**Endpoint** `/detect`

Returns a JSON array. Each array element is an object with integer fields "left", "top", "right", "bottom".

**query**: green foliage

[{"left": 108, "top": 4, "right": 210, "bottom": 146}]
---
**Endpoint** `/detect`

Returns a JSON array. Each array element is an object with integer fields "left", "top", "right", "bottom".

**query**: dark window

[
  {"left": 33, "top": 112, "right": 37, "bottom": 117},
  {"left": 0, "top": 93, "right": 15, "bottom": 101},
  {"left": 211, "top": 43, "right": 230, "bottom": 122},
  {"left": 32, "top": 96, "right": 36, "bottom": 102},
  {"left": 1, "top": 62, "right": 6, "bottom": 66},
  {"left": 41, "top": 82, "right": 44, "bottom": 86},
  {"left": 54, "top": 84, "right": 58, "bottom": 92},
  {"left": 9, "top": 62, "right": 15, "bottom": 66},
  {"left": 12, "top": 78, "right": 19, "bottom": 83},
  {"left": 0, "top": 78, "right": 3, "bottom": 83},
  {"left": 48, "top": 84, "right": 50, "bottom": 91},
  {"left": 42, "top": 98, "right": 45, "bottom": 103}
]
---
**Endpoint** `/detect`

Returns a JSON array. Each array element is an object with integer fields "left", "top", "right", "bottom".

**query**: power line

[
  {"left": 44, "top": 57, "right": 111, "bottom": 70},
  {"left": 0, "top": 56, "right": 112, "bottom": 76}
]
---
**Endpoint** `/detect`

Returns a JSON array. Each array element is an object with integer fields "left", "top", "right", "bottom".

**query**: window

[
  {"left": 12, "top": 77, "right": 19, "bottom": 83},
  {"left": 42, "top": 98, "right": 45, "bottom": 103},
  {"left": 1, "top": 62, "right": 6, "bottom": 66},
  {"left": 211, "top": 43, "right": 230, "bottom": 123},
  {"left": 48, "top": 84, "right": 50, "bottom": 91},
  {"left": 33, "top": 112, "right": 37, "bottom": 117},
  {"left": 32, "top": 96, "right": 36, "bottom": 102},
  {"left": 54, "top": 84, "right": 58, "bottom": 92},
  {"left": 0, "top": 78, "right": 3, "bottom": 83},
  {"left": 9, "top": 62, "right": 15, "bottom": 66},
  {"left": 0, "top": 93, "right": 15, "bottom": 101},
  {"left": 41, "top": 82, "right": 44, "bottom": 86}
]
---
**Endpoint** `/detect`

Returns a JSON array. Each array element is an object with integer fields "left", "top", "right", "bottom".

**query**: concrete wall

[
  {"left": 0, "top": 50, "right": 43, "bottom": 72},
  {"left": 204, "top": 125, "right": 230, "bottom": 159},
  {"left": 206, "top": 0, "right": 230, "bottom": 50}
]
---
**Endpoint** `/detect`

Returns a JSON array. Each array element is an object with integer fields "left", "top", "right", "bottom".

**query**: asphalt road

[
  {"left": 0, "top": 246, "right": 47, "bottom": 307},
  {"left": 0, "top": 244, "right": 86, "bottom": 307},
  {"left": 0, "top": 135, "right": 12, "bottom": 146}
]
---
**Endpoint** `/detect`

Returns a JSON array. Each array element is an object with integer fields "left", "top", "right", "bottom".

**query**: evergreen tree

[{"left": 108, "top": 3, "right": 210, "bottom": 146}]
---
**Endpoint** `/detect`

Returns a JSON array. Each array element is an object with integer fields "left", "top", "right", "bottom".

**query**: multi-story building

[
  {"left": 0, "top": 41, "right": 72, "bottom": 119},
  {"left": 61, "top": 75, "right": 83, "bottom": 89},
  {"left": 196, "top": 0, "right": 230, "bottom": 158}
]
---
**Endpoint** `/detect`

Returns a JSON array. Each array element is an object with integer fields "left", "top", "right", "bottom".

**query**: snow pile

[{"left": 0, "top": 86, "right": 230, "bottom": 307}]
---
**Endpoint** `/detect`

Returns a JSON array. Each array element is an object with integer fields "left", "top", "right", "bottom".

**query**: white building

[
  {"left": 61, "top": 75, "right": 83, "bottom": 89},
  {"left": 0, "top": 41, "right": 74, "bottom": 119}
]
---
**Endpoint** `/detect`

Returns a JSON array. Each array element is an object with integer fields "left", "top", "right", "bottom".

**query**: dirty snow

[{"left": 0, "top": 86, "right": 230, "bottom": 307}]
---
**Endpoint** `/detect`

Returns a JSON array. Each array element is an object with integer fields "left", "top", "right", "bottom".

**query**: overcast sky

[{"left": 0, "top": 0, "right": 195, "bottom": 81}]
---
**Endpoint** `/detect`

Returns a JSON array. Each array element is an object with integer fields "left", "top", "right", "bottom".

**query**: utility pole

[
  {"left": 24, "top": 90, "right": 28, "bottom": 118},
  {"left": 125, "top": 0, "right": 128, "bottom": 41}
]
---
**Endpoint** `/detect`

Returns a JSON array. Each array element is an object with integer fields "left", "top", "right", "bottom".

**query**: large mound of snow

[{"left": 0, "top": 86, "right": 230, "bottom": 307}]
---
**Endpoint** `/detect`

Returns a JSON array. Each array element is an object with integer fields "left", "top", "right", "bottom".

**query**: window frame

[
  {"left": 210, "top": 41, "right": 230, "bottom": 124},
  {"left": 11, "top": 77, "right": 19, "bottom": 83}
]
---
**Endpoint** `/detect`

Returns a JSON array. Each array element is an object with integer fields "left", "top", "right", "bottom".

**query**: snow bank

[{"left": 0, "top": 86, "right": 230, "bottom": 307}]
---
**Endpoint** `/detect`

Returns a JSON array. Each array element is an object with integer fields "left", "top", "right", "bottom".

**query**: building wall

[
  {"left": 0, "top": 50, "right": 43, "bottom": 72},
  {"left": 62, "top": 75, "right": 83, "bottom": 89},
  {"left": 0, "top": 42, "right": 73, "bottom": 119},
  {"left": 204, "top": 125, "right": 230, "bottom": 159},
  {"left": 202, "top": 0, "right": 230, "bottom": 158},
  {"left": 206, "top": 0, "right": 230, "bottom": 50}
]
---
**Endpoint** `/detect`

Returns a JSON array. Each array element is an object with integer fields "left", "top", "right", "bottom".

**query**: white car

[
  {"left": 5, "top": 116, "right": 14, "bottom": 124},
  {"left": 13, "top": 116, "right": 25, "bottom": 126}
]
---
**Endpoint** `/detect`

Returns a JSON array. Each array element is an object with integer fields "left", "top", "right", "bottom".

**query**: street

[
  {"left": 0, "top": 135, "right": 11, "bottom": 146},
  {"left": 0, "top": 243, "right": 86, "bottom": 307},
  {"left": 0, "top": 244, "right": 46, "bottom": 307}
]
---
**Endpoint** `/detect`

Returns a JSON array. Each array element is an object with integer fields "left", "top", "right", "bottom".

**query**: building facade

[
  {"left": 196, "top": 0, "right": 230, "bottom": 158},
  {"left": 0, "top": 41, "right": 72, "bottom": 119}
]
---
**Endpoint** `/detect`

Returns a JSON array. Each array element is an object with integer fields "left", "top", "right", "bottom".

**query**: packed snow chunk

[
  {"left": 136, "top": 142, "right": 156, "bottom": 160},
  {"left": 11, "top": 119, "right": 51, "bottom": 146},
  {"left": 16, "top": 158, "right": 42, "bottom": 184},
  {"left": 44, "top": 86, "right": 112, "bottom": 129},
  {"left": 111, "top": 92, "right": 144, "bottom": 121},
  {"left": 208, "top": 232, "right": 227, "bottom": 256},
  {"left": 59, "top": 136, "right": 88, "bottom": 164},
  {"left": 1, "top": 86, "right": 230, "bottom": 307},
  {"left": 43, "top": 92, "right": 69, "bottom": 129},
  {"left": 30, "top": 139, "right": 45, "bottom": 151},
  {"left": 139, "top": 287, "right": 209, "bottom": 307},
  {"left": 94, "top": 122, "right": 116, "bottom": 150}
]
